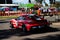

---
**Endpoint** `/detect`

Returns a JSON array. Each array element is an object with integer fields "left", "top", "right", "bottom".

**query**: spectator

[
  {"left": 29, "top": 9, "right": 33, "bottom": 14},
  {"left": 37, "top": 8, "right": 41, "bottom": 16}
]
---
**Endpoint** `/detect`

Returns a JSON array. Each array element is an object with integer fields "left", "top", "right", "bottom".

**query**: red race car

[{"left": 10, "top": 14, "right": 50, "bottom": 32}]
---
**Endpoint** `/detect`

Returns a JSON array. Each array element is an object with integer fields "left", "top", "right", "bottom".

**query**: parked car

[{"left": 10, "top": 14, "right": 50, "bottom": 32}]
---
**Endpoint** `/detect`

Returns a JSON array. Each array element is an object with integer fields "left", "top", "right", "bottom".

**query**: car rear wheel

[
  {"left": 42, "top": 25, "right": 50, "bottom": 31},
  {"left": 44, "top": 25, "right": 50, "bottom": 28}
]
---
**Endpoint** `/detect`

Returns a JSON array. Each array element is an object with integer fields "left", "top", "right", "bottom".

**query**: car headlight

[
  {"left": 25, "top": 24, "right": 30, "bottom": 26},
  {"left": 15, "top": 21, "right": 18, "bottom": 26}
]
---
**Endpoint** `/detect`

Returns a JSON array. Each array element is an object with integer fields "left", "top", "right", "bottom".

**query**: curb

[{"left": 52, "top": 22, "right": 60, "bottom": 25}]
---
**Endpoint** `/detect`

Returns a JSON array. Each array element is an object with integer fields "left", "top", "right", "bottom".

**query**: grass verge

[{"left": 0, "top": 15, "right": 19, "bottom": 21}]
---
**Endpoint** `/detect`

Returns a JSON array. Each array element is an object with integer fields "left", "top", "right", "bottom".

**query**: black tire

[
  {"left": 22, "top": 24, "right": 27, "bottom": 32},
  {"left": 30, "top": 27, "right": 38, "bottom": 32},
  {"left": 42, "top": 25, "right": 50, "bottom": 31},
  {"left": 10, "top": 22, "right": 14, "bottom": 28},
  {"left": 43, "top": 25, "right": 50, "bottom": 29}
]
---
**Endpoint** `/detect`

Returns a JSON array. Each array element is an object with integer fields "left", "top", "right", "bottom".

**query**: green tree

[{"left": 55, "top": 2, "right": 60, "bottom": 8}]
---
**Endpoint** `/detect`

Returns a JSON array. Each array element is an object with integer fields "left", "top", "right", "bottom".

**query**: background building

[
  {"left": 0, "top": 0, "right": 12, "bottom": 4},
  {"left": 0, "top": 0, "right": 18, "bottom": 11}
]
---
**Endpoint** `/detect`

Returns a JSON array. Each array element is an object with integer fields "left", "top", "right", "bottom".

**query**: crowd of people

[
  {"left": 0, "top": 6, "right": 58, "bottom": 16},
  {"left": 20, "top": 7, "right": 58, "bottom": 16}
]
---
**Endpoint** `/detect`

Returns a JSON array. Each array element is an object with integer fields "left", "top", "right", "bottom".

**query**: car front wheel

[
  {"left": 22, "top": 24, "right": 27, "bottom": 32},
  {"left": 10, "top": 22, "right": 14, "bottom": 28}
]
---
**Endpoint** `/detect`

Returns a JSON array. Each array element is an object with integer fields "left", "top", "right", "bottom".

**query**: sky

[
  {"left": 12, "top": 0, "right": 29, "bottom": 4},
  {"left": 12, "top": 0, "right": 60, "bottom": 4},
  {"left": 12, "top": 0, "right": 50, "bottom": 4},
  {"left": 12, "top": 0, "right": 50, "bottom": 7},
  {"left": 12, "top": 0, "right": 60, "bottom": 6}
]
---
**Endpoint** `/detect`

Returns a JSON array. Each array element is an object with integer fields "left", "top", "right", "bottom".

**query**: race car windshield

[
  {"left": 29, "top": 15, "right": 40, "bottom": 18},
  {"left": 17, "top": 16, "right": 26, "bottom": 20},
  {"left": 29, "top": 15, "right": 41, "bottom": 20},
  {"left": 34, "top": 15, "right": 40, "bottom": 18}
]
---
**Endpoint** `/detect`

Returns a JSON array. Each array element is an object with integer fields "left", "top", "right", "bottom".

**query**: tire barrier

[
  {"left": 0, "top": 11, "right": 59, "bottom": 16},
  {"left": 0, "top": 11, "right": 22, "bottom": 16},
  {"left": 0, "top": 13, "right": 21, "bottom": 16}
]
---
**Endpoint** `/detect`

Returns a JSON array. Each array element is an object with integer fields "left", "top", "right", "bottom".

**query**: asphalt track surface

[{"left": 0, "top": 21, "right": 60, "bottom": 40}]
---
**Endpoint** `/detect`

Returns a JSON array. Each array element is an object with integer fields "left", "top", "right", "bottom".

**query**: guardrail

[
  {"left": 0, "top": 11, "right": 60, "bottom": 16},
  {"left": 0, "top": 11, "right": 22, "bottom": 16}
]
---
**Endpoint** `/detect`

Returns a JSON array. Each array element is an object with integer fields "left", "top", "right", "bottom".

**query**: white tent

[
  {"left": 0, "top": 4, "right": 18, "bottom": 6},
  {"left": 42, "top": 0, "right": 50, "bottom": 7}
]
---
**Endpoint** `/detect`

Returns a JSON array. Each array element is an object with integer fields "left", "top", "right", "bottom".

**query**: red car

[{"left": 10, "top": 14, "right": 50, "bottom": 32}]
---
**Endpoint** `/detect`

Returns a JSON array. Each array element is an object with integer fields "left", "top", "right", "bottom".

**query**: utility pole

[
  {"left": 5, "top": 0, "right": 7, "bottom": 4},
  {"left": 29, "top": 0, "right": 31, "bottom": 3}
]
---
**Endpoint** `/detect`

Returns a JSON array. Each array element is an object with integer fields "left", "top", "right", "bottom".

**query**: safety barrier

[
  {"left": 0, "top": 11, "right": 22, "bottom": 16},
  {"left": 0, "top": 11, "right": 60, "bottom": 16}
]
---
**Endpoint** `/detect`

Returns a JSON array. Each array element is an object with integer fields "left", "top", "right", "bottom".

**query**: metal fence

[{"left": 44, "top": 15, "right": 60, "bottom": 22}]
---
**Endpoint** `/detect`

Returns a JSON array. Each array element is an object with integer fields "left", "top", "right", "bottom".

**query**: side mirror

[
  {"left": 40, "top": 15, "right": 44, "bottom": 18},
  {"left": 15, "top": 18, "right": 17, "bottom": 20}
]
